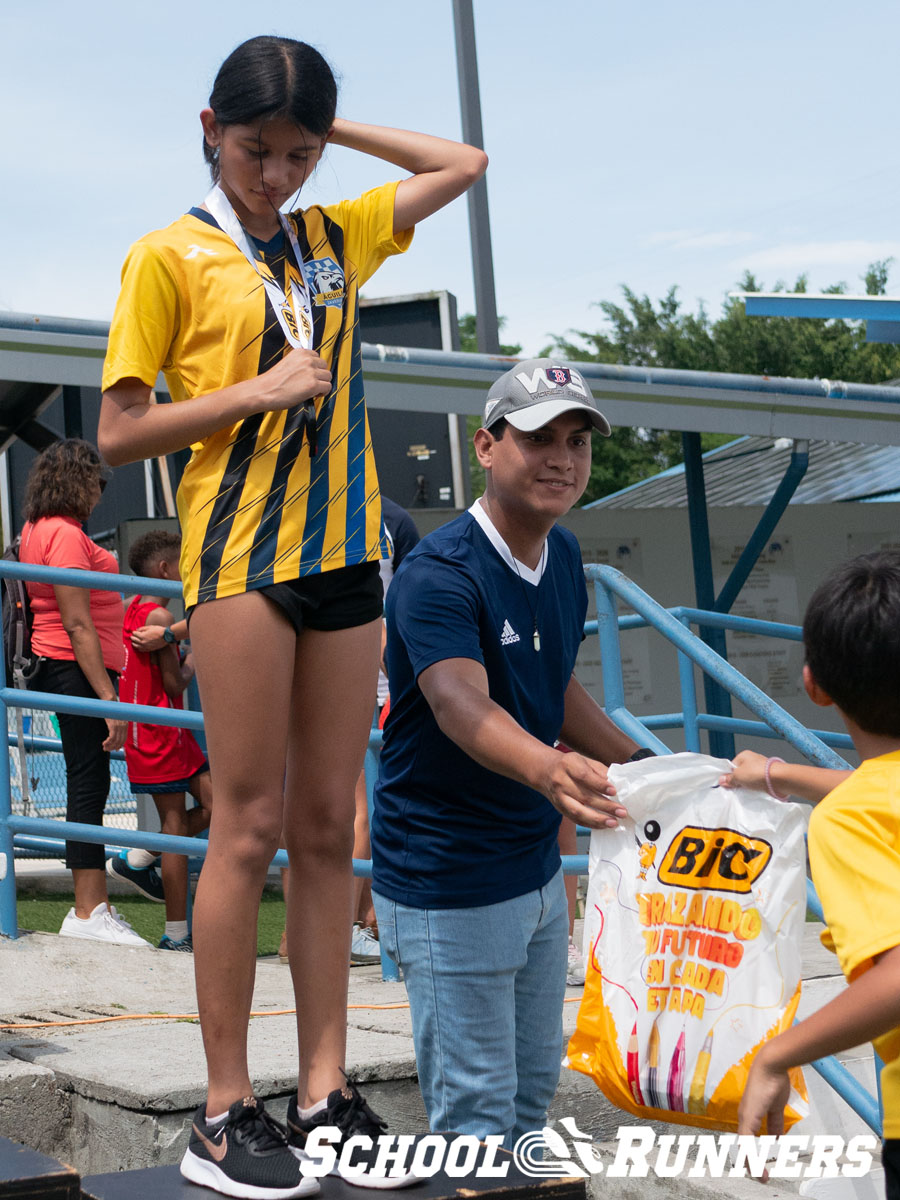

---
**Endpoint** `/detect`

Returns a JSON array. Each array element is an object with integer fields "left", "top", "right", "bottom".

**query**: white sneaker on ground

[
  {"left": 567, "top": 936, "right": 586, "bottom": 986},
  {"left": 350, "top": 923, "right": 380, "bottom": 965},
  {"left": 59, "top": 901, "right": 152, "bottom": 947}
]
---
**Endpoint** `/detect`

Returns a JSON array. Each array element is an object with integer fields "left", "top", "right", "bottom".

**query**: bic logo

[{"left": 657, "top": 825, "right": 772, "bottom": 894}]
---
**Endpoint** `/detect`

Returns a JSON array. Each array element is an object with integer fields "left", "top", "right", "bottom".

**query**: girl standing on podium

[{"left": 99, "top": 34, "right": 486, "bottom": 1198}]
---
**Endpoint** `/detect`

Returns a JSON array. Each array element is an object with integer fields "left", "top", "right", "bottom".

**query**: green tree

[
  {"left": 542, "top": 260, "right": 900, "bottom": 504},
  {"left": 457, "top": 312, "right": 522, "bottom": 357}
]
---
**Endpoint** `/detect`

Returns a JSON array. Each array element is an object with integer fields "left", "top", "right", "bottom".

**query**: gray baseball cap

[{"left": 482, "top": 358, "right": 611, "bottom": 436}]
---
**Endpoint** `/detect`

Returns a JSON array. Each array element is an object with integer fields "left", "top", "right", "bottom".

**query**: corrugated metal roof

[{"left": 588, "top": 436, "right": 900, "bottom": 509}]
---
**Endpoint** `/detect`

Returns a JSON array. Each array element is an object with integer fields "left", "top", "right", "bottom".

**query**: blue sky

[{"left": 2, "top": 0, "right": 899, "bottom": 355}]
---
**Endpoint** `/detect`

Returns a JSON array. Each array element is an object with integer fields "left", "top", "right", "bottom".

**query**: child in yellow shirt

[{"left": 722, "top": 550, "right": 900, "bottom": 1199}]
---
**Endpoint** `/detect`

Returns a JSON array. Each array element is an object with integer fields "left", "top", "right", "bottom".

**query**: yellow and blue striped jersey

[{"left": 103, "top": 182, "right": 412, "bottom": 608}]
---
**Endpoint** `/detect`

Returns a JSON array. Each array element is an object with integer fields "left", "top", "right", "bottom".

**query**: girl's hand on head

[
  {"left": 258, "top": 349, "right": 332, "bottom": 411},
  {"left": 719, "top": 749, "right": 770, "bottom": 791}
]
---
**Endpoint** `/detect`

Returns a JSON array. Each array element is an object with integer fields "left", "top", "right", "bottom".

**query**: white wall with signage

[{"left": 557, "top": 503, "right": 900, "bottom": 765}]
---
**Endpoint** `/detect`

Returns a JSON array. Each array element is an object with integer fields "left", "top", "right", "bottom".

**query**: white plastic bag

[{"left": 567, "top": 752, "right": 809, "bottom": 1131}]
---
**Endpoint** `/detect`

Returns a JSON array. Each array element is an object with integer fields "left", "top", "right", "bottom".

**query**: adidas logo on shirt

[{"left": 500, "top": 619, "right": 520, "bottom": 646}]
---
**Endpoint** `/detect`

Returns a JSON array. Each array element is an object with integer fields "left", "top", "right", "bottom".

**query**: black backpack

[{"left": 2, "top": 536, "right": 40, "bottom": 688}]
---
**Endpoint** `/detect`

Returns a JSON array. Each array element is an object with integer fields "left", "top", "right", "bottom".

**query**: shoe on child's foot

[
  {"left": 566, "top": 936, "right": 586, "bottom": 986},
  {"left": 181, "top": 1095, "right": 320, "bottom": 1198},
  {"left": 286, "top": 1078, "right": 419, "bottom": 1189},
  {"left": 59, "top": 902, "right": 151, "bottom": 948},
  {"left": 350, "top": 923, "right": 380, "bottom": 965},
  {"left": 106, "top": 850, "right": 165, "bottom": 903},
  {"left": 159, "top": 933, "right": 193, "bottom": 952}
]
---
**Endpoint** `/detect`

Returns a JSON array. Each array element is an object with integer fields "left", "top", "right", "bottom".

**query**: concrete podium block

[
  {"left": 81, "top": 1136, "right": 587, "bottom": 1200},
  {"left": 0, "top": 1134, "right": 79, "bottom": 1199}
]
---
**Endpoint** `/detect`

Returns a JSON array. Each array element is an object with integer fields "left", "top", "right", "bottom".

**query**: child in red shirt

[{"left": 108, "top": 531, "right": 212, "bottom": 950}]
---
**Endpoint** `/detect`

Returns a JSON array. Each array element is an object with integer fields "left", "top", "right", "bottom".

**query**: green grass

[{"left": 15, "top": 891, "right": 287, "bottom": 956}]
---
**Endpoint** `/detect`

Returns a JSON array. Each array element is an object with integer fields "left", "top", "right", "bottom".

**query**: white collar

[{"left": 469, "top": 499, "right": 548, "bottom": 586}]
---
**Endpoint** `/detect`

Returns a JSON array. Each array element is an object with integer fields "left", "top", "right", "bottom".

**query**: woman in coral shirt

[{"left": 19, "top": 439, "right": 147, "bottom": 946}]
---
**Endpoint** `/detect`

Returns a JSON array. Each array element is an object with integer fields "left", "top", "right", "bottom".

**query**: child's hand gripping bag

[{"left": 566, "top": 751, "right": 809, "bottom": 1131}]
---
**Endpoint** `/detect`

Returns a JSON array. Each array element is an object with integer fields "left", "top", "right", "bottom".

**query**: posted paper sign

[{"left": 567, "top": 753, "right": 809, "bottom": 1131}]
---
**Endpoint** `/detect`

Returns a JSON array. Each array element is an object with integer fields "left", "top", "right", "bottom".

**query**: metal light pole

[{"left": 452, "top": 0, "right": 501, "bottom": 354}]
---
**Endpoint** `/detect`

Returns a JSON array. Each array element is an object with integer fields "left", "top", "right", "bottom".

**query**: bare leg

[
  {"left": 279, "top": 861, "right": 289, "bottom": 962},
  {"left": 188, "top": 593, "right": 297, "bottom": 1115},
  {"left": 72, "top": 868, "right": 109, "bottom": 919},
  {"left": 283, "top": 619, "right": 382, "bottom": 1107},
  {"left": 153, "top": 794, "right": 190, "bottom": 923},
  {"left": 352, "top": 770, "right": 369, "bottom": 922},
  {"left": 357, "top": 882, "right": 376, "bottom": 932},
  {"left": 557, "top": 817, "right": 578, "bottom": 937},
  {"left": 186, "top": 770, "right": 214, "bottom": 836}
]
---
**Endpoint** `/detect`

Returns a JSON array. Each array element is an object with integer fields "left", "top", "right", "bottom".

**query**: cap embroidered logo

[{"left": 514, "top": 366, "right": 589, "bottom": 399}]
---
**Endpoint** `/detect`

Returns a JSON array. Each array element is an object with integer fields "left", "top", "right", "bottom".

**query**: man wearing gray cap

[{"left": 371, "top": 359, "right": 644, "bottom": 1146}]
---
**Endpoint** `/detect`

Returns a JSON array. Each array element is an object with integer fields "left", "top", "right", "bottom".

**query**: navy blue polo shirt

[{"left": 371, "top": 507, "right": 588, "bottom": 909}]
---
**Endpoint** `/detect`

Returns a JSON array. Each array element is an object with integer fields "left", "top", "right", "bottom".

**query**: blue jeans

[{"left": 373, "top": 868, "right": 568, "bottom": 1147}]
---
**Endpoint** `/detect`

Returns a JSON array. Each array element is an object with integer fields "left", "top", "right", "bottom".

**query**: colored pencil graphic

[
  {"left": 687, "top": 1031, "right": 714, "bottom": 1115},
  {"left": 626, "top": 1021, "right": 645, "bottom": 1106},
  {"left": 666, "top": 1030, "right": 686, "bottom": 1112},
  {"left": 646, "top": 1019, "right": 662, "bottom": 1108}
]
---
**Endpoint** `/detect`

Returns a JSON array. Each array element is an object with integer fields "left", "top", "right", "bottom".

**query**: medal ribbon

[{"left": 203, "top": 184, "right": 314, "bottom": 350}]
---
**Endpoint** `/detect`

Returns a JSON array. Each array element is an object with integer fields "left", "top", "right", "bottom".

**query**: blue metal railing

[{"left": 0, "top": 558, "right": 880, "bottom": 1133}]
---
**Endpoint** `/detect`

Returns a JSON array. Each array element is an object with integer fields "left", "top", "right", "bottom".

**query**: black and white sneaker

[
  {"left": 181, "top": 1095, "right": 320, "bottom": 1198},
  {"left": 106, "top": 850, "right": 165, "bottom": 902},
  {"left": 286, "top": 1078, "right": 420, "bottom": 1190}
]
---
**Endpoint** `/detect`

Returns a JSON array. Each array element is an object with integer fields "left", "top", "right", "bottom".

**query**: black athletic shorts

[
  {"left": 187, "top": 561, "right": 383, "bottom": 635},
  {"left": 129, "top": 761, "right": 210, "bottom": 795}
]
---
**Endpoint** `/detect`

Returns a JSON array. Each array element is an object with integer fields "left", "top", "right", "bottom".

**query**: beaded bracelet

[{"left": 764, "top": 756, "right": 790, "bottom": 801}]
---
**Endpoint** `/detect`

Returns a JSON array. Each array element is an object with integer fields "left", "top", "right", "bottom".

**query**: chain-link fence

[{"left": 8, "top": 707, "right": 137, "bottom": 856}]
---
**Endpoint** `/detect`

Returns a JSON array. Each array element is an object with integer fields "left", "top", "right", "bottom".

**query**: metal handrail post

[
  {"left": 593, "top": 575, "right": 669, "bottom": 753},
  {"left": 362, "top": 715, "right": 398, "bottom": 982},
  {"left": 588, "top": 566, "right": 849, "bottom": 771},
  {"left": 698, "top": 714, "right": 854, "bottom": 750},
  {"left": 808, "top": 1052, "right": 882, "bottom": 1135},
  {"left": 676, "top": 613, "right": 702, "bottom": 753},
  {"left": 562, "top": 854, "right": 588, "bottom": 875},
  {"left": 715, "top": 441, "right": 809, "bottom": 615},
  {"left": 593, "top": 577, "right": 668, "bottom": 753},
  {"left": 0, "top": 621, "right": 17, "bottom": 938},
  {"left": 875, "top": 1051, "right": 886, "bottom": 1129},
  {"left": 0, "top": 686, "right": 205, "bottom": 731},
  {"left": 593, "top": 577, "right": 626, "bottom": 715},
  {"left": 671, "top": 606, "right": 803, "bottom": 642},
  {"left": 681, "top": 431, "right": 735, "bottom": 758}
]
